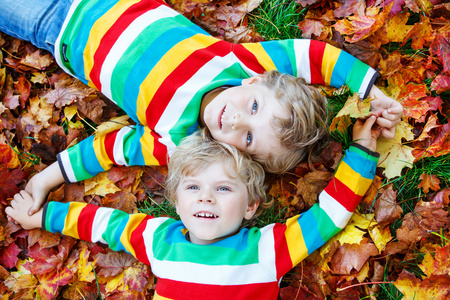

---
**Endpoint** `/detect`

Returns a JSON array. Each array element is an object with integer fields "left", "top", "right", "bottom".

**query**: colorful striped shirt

[
  {"left": 54, "top": 0, "right": 379, "bottom": 183},
  {"left": 43, "top": 144, "right": 379, "bottom": 299}
]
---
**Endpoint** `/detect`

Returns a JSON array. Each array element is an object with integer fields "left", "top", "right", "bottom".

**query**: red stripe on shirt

[
  {"left": 146, "top": 40, "right": 232, "bottom": 129},
  {"left": 104, "top": 131, "right": 118, "bottom": 165},
  {"left": 272, "top": 222, "right": 293, "bottom": 279},
  {"left": 149, "top": 129, "right": 167, "bottom": 165},
  {"left": 324, "top": 178, "right": 361, "bottom": 212},
  {"left": 309, "top": 40, "right": 326, "bottom": 85},
  {"left": 233, "top": 44, "right": 267, "bottom": 74},
  {"left": 77, "top": 204, "right": 101, "bottom": 241},
  {"left": 89, "top": 0, "right": 166, "bottom": 89},
  {"left": 130, "top": 215, "right": 154, "bottom": 265},
  {"left": 156, "top": 278, "right": 280, "bottom": 300}
]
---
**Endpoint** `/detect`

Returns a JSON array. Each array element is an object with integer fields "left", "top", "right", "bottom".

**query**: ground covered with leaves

[{"left": 0, "top": 0, "right": 449, "bottom": 299}]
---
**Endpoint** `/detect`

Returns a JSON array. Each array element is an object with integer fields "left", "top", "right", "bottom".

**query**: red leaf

[
  {"left": 0, "top": 242, "right": 22, "bottom": 269},
  {"left": 428, "top": 31, "right": 450, "bottom": 75},
  {"left": 0, "top": 166, "right": 25, "bottom": 203},
  {"left": 15, "top": 76, "right": 31, "bottom": 109},
  {"left": 431, "top": 74, "right": 450, "bottom": 94}
]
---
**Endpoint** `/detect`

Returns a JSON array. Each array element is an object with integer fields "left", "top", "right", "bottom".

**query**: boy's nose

[
  {"left": 231, "top": 112, "right": 249, "bottom": 130},
  {"left": 197, "top": 190, "right": 216, "bottom": 204}
]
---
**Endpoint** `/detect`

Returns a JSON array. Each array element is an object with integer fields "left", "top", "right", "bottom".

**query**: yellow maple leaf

[
  {"left": 85, "top": 172, "right": 121, "bottom": 196},
  {"left": 335, "top": 92, "right": 372, "bottom": 119},
  {"left": 64, "top": 104, "right": 78, "bottom": 121},
  {"left": 95, "top": 115, "right": 130, "bottom": 137},
  {"left": 369, "top": 225, "right": 393, "bottom": 253},
  {"left": 319, "top": 214, "right": 377, "bottom": 258},
  {"left": 76, "top": 243, "right": 96, "bottom": 282},
  {"left": 376, "top": 139, "right": 415, "bottom": 179}
]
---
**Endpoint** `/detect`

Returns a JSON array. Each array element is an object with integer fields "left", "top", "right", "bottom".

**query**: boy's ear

[
  {"left": 242, "top": 75, "right": 263, "bottom": 85},
  {"left": 244, "top": 199, "right": 260, "bottom": 220}
]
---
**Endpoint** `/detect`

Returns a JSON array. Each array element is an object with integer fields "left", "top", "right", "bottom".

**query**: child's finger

[
  {"left": 376, "top": 117, "right": 395, "bottom": 129},
  {"left": 381, "top": 127, "right": 396, "bottom": 140},
  {"left": 363, "top": 115, "right": 377, "bottom": 128}
]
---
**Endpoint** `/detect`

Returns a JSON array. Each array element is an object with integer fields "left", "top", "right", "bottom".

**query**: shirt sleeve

[
  {"left": 56, "top": 124, "right": 169, "bottom": 183},
  {"left": 271, "top": 144, "right": 379, "bottom": 277},
  {"left": 42, "top": 201, "right": 169, "bottom": 265},
  {"left": 248, "top": 39, "right": 379, "bottom": 99}
]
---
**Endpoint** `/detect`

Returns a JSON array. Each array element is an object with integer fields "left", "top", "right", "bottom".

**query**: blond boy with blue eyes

[
  {"left": 7, "top": 114, "right": 382, "bottom": 299},
  {"left": 0, "top": 0, "right": 402, "bottom": 216}
]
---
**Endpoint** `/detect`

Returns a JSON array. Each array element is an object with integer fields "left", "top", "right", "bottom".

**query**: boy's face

[
  {"left": 175, "top": 162, "right": 259, "bottom": 245},
  {"left": 201, "top": 77, "right": 289, "bottom": 161}
]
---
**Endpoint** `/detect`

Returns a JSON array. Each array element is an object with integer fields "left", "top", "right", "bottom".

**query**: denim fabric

[{"left": 0, "top": 0, "right": 73, "bottom": 54}]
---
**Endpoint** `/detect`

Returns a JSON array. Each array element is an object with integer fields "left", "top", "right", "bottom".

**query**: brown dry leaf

[
  {"left": 20, "top": 50, "right": 53, "bottom": 70},
  {"left": 94, "top": 250, "right": 138, "bottom": 278},
  {"left": 43, "top": 74, "right": 95, "bottom": 108},
  {"left": 296, "top": 170, "right": 333, "bottom": 208},
  {"left": 329, "top": 238, "right": 378, "bottom": 275},
  {"left": 374, "top": 184, "right": 403, "bottom": 226},
  {"left": 396, "top": 200, "right": 450, "bottom": 245},
  {"left": 418, "top": 172, "right": 441, "bottom": 194},
  {"left": 360, "top": 175, "right": 382, "bottom": 209}
]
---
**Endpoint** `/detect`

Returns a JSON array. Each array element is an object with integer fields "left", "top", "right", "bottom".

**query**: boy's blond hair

[
  {"left": 259, "top": 70, "right": 329, "bottom": 174},
  {"left": 165, "top": 131, "right": 270, "bottom": 224}
]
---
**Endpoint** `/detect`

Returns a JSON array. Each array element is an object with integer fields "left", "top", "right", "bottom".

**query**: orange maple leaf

[{"left": 418, "top": 172, "right": 441, "bottom": 194}]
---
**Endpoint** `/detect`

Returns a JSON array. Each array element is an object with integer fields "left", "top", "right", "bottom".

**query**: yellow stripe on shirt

[
  {"left": 335, "top": 161, "right": 373, "bottom": 196},
  {"left": 62, "top": 202, "right": 85, "bottom": 239},
  {"left": 92, "top": 135, "right": 114, "bottom": 171},
  {"left": 284, "top": 215, "right": 308, "bottom": 267},
  {"left": 321, "top": 44, "right": 340, "bottom": 85},
  {"left": 241, "top": 43, "right": 276, "bottom": 71},
  {"left": 140, "top": 126, "right": 160, "bottom": 165},
  {"left": 120, "top": 213, "right": 149, "bottom": 257}
]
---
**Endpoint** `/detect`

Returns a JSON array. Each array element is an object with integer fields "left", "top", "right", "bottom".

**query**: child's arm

[
  {"left": 5, "top": 191, "right": 43, "bottom": 230},
  {"left": 273, "top": 116, "right": 382, "bottom": 274},
  {"left": 56, "top": 124, "right": 169, "bottom": 184},
  {"left": 7, "top": 192, "right": 159, "bottom": 265},
  {"left": 25, "top": 161, "right": 65, "bottom": 215}
]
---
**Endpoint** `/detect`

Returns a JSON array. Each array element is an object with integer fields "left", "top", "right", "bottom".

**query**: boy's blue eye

[
  {"left": 187, "top": 185, "right": 199, "bottom": 190},
  {"left": 218, "top": 186, "right": 230, "bottom": 192},
  {"left": 252, "top": 100, "right": 258, "bottom": 114},
  {"left": 246, "top": 131, "right": 252, "bottom": 146}
]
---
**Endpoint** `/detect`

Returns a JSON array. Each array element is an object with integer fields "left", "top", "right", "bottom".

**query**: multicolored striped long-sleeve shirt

[
  {"left": 43, "top": 144, "right": 379, "bottom": 299},
  {"left": 54, "top": 0, "right": 379, "bottom": 183}
]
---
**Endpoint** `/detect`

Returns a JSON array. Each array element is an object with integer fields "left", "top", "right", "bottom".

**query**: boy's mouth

[
  {"left": 194, "top": 211, "right": 218, "bottom": 218},
  {"left": 218, "top": 106, "right": 226, "bottom": 129}
]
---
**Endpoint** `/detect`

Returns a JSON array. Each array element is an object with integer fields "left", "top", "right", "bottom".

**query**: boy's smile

[
  {"left": 200, "top": 77, "right": 289, "bottom": 160},
  {"left": 175, "top": 162, "right": 258, "bottom": 245}
]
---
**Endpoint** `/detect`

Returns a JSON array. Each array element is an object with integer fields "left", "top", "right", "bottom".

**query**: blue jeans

[{"left": 0, "top": 0, "right": 73, "bottom": 54}]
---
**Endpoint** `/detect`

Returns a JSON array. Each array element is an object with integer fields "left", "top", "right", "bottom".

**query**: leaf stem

[{"left": 336, "top": 281, "right": 395, "bottom": 292}]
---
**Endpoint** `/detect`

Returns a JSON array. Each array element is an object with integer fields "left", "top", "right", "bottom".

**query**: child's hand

[
  {"left": 353, "top": 116, "right": 382, "bottom": 152},
  {"left": 25, "top": 161, "right": 65, "bottom": 216},
  {"left": 368, "top": 86, "right": 403, "bottom": 140},
  {"left": 5, "top": 191, "right": 43, "bottom": 230}
]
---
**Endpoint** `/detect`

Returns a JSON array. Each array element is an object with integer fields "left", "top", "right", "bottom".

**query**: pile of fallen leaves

[{"left": 0, "top": 0, "right": 449, "bottom": 299}]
